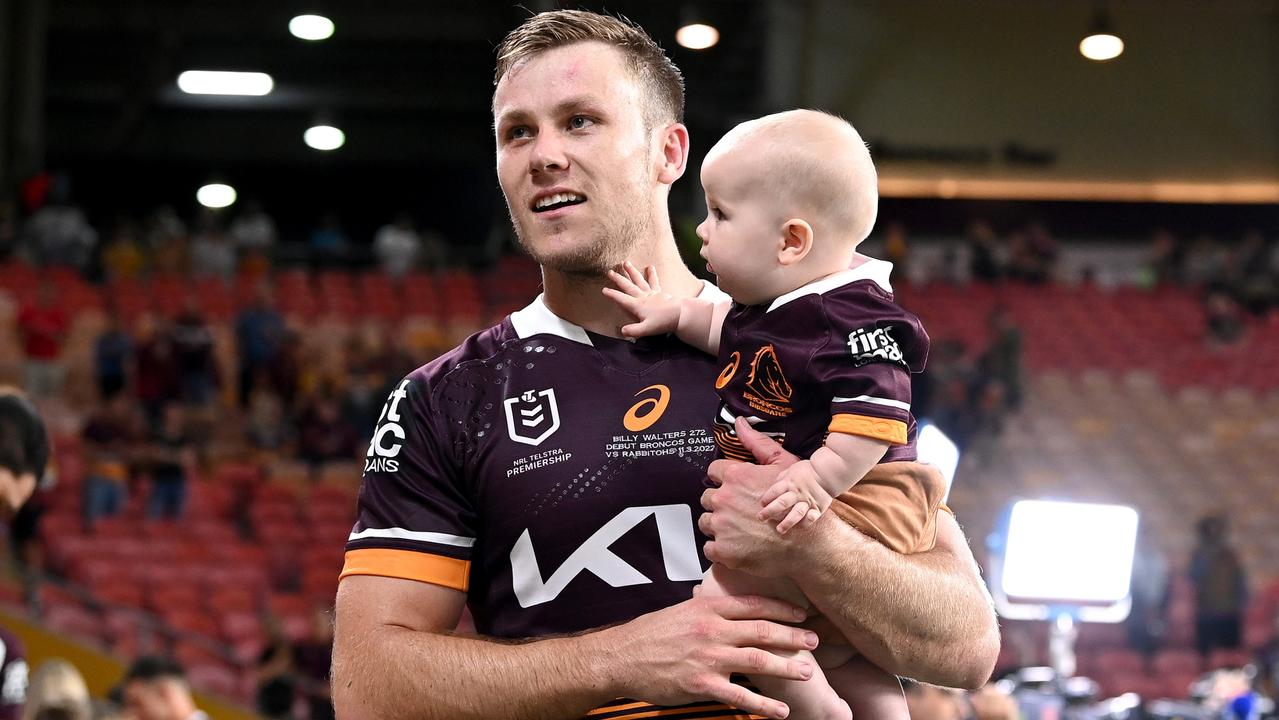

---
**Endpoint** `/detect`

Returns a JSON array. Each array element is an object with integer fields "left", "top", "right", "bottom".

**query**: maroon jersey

[
  {"left": 713, "top": 259, "right": 928, "bottom": 465},
  {"left": 343, "top": 287, "right": 759, "bottom": 718}
]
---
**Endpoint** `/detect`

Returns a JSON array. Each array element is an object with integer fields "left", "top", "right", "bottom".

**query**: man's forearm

[
  {"left": 789, "top": 512, "right": 999, "bottom": 688},
  {"left": 332, "top": 624, "right": 621, "bottom": 720}
]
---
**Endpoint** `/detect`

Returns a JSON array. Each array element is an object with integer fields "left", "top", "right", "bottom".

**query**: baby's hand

[
  {"left": 758, "top": 461, "right": 834, "bottom": 534},
  {"left": 602, "top": 261, "right": 682, "bottom": 338}
]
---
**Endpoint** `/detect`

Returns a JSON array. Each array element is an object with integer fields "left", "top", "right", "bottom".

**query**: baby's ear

[{"left": 778, "top": 218, "right": 813, "bottom": 266}]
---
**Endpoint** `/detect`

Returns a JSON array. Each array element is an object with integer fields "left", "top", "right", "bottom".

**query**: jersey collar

[
  {"left": 766, "top": 256, "right": 894, "bottom": 313},
  {"left": 511, "top": 281, "right": 728, "bottom": 346}
]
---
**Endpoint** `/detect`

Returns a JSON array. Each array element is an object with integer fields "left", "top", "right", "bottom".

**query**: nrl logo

[{"left": 504, "top": 389, "right": 561, "bottom": 446}]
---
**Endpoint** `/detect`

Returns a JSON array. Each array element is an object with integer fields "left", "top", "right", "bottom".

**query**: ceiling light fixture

[
  {"left": 1079, "top": 6, "right": 1124, "bottom": 62},
  {"left": 177, "top": 71, "right": 274, "bottom": 96},
  {"left": 197, "top": 183, "right": 237, "bottom": 209},
  {"left": 304, "top": 124, "right": 345, "bottom": 151},
  {"left": 290, "top": 14, "right": 335, "bottom": 41},
  {"left": 676, "top": 7, "right": 719, "bottom": 50}
]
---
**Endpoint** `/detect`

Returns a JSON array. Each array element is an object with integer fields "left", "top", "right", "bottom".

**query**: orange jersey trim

[
  {"left": 828, "top": 413, "right": 908, "bottom": 445},
  {"left": 340, "top": 548, "right": 470, "bottom": 592}
]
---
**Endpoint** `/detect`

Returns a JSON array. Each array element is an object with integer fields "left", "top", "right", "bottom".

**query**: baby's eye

[{"left": 711, "top": 207, "right": 725, "bottom": 220}]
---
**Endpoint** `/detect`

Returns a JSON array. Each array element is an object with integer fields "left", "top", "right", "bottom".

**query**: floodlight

[
  {"left": 290, "top": 14, "right": 335, "bottom": 41},
  {"left": 676, "top": 23, "right": 719, "bottom": 50},
  {"left": 177, "top": 71, "right": 274, "bottom": 96},
  {"left": 1080, "top": 6, "right": 1124, "bottom": 61},
  {"left": 1000, "top": 500, "right": 1138, "bottom": 606},
  {"left": 197, "top": 183, "right": 237, "bottom": 209},
  {"left": 916, "top": 421, "right": 958, "bottom": 502},
  {"left": 304, "top": 125, "right": 345, "bottom": 151}
]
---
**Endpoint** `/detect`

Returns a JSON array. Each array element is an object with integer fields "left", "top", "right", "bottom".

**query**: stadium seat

[{"left": 1152, "top": 650, "right": 1202, "bottom": 676}]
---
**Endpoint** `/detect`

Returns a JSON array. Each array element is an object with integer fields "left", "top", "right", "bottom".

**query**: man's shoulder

[{"left": 405, "top": 319, "right": 519, "bottom": 395}]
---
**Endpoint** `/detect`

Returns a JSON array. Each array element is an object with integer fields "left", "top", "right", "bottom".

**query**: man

[
  {"left": 332, "top": 11, "right": 998, "bottom": 720},
  {"left": 120, "top": 657, "right": 206, "bottom": 720}
]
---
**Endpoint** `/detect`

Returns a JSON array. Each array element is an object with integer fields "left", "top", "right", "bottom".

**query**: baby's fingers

[
  {"left": 622, "top": 261, "right": 651, "bottom": 291},
  {"left": 775, "top": 502, "right": 811, "bottom": 534},
  {"left": 643, "top": 264, "right": 662, "bottom": 293},
  {"left": 759, "top": 491, "right": 798, "bottom": 522},
  {"left": 606, "top": 269, "right": 643, "bottom": 296},
  {"left": 602, "top": 286, "right": 644, "bottom": 314}
]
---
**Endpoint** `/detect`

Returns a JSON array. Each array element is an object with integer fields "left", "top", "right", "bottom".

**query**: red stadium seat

[
  {"left": 186, "top": 663, "right": 240, "bottom": 699},
  {"left": 1152, "top": 650, "right": 1202, "bottom": 676}
]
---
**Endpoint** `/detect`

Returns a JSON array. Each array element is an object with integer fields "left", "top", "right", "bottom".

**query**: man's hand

[
  {"left": 701, "top": 417, "right": 829, "bottom": 578},
  {"left": 602, "top": 261, "right": 681, "bottom": 338},
  {"left": 602, "top": 593, "right": 820, "bottom": 720},
  {"left": 758, "top": 460, "right": 832, "bottom": 534}
]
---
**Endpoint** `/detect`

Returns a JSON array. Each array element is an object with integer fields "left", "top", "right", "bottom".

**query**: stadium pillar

[{"left": 0, "top": 0, "right": 49, "bottom": 197}]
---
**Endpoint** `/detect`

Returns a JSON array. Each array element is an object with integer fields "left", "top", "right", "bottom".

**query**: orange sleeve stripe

[
  {"left": 828, "top": 414, "right": 908, "bottom": 445},
  {"left": 340, "top": 548, "right": 470, "bottom": 592}
]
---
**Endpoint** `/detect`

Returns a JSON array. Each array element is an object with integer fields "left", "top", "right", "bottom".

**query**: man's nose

[{"left": 529, "top": 131, "right": 568, "bottom": 173}]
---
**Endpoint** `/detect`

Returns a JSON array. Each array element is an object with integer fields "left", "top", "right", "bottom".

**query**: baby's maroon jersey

[{"left": 713, "top": 259, "right": 928, "bottom": 464}]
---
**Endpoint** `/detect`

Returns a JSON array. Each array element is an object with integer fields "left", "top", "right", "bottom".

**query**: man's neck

[{"left": 540, "top": 244, "right": 702, "bottom": 338}]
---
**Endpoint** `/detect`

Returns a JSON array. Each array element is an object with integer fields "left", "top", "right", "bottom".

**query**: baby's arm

[
  {"left": 759, "top": 432, "right": 889, "bottom": 533},
  {"left": 603, "top": 262, "right": 730, "bottom": 355}
]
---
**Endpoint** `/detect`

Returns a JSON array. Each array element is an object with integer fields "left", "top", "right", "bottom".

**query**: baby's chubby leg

[
  {"left": 824, "top": 654, "right": 908, "bottom": 720},
  {"left": 701, "top": 565, "right": 852, "bottom": 720}
]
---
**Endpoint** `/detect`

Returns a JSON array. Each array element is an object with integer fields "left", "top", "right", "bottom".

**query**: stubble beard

[{"left": 510, "top": 206, "right": 651, "bottom": 279}]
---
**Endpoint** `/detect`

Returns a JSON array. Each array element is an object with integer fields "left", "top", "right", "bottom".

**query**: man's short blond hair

[{"left": 494, "top": 10, "right": 685, "bottom": 128}]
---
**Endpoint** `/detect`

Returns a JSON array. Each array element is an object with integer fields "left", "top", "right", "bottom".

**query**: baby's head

[{"left": 696, "top": 109, "right": 877, "bottom": 305}]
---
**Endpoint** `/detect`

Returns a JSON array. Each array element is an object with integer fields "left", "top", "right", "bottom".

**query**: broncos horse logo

[{"left": 745, "top": 344, "right": 792, "bottom": 405}]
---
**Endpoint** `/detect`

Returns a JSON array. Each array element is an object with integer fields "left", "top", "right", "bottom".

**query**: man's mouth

[{"left": 532, "top": 192, "right": 587, "bottom": 213}]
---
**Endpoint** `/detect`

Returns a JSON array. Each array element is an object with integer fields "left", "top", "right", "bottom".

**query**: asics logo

[{"left": 623, "top": 384, "right": 670, "bottom": 432}]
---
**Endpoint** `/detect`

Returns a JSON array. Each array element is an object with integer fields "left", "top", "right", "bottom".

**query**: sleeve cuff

[
  {"left": 828, "top": 413, "right": 908, "bottom": 445},
  {"left": 340, "top": 548, "right": 471, "bottom": 592}
]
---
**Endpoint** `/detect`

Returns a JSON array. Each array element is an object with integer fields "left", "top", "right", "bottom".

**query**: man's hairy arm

[
  {"left": 790, "top": 512, "right": 1000, "bottom": 688},
  {"left": 332, "top": 575, "right": 821, "bottom": 720}
]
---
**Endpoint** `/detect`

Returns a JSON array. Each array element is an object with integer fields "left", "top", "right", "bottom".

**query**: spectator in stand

[
  {"left": 255, "top": 616, "right": 296, "bottom": 720},
  {"left": 882, "top": 221, "right": 910, "bottom": 283},
  {"left": 1024, "top": 221, "right": 1059, "bottom": 283},
  {"left": 133, "top": 314, "right": 179, "bottom": 427},
  {"left": 967, "top": 683, "right": 1018, "bottom": 720},
  {"left": 81, "top": 394, "right": 141, "bottom": 526},
  {"left": 93, "top": 307, "right": 133, "bottom": 400},
  {"left": 187, "top": 211, "right": 235, "bottom": 280},
  {"left": 1205, "top": 290, "right": 1247, "bottom": 347},
  {"left": 340, "top": 367, "right": 381, "bottom": 442},
  {"left": 308, "top": 213, "right": 349, "bottom": 268},
  {"left": 145, "top": 206, "right": 188, "bottom": 276},
  {"left": 980, "top": 307, "right": 1023, "bottom": 411},
  {"left": 1141, "top": 229, "right": 1185, "bottom": 288},
  {"left": 293, "top": 606, "right": 335, "bottom": 720},
  {"left": 119, "top": 656, "right": 206, "bottom": 720},
  {"left": 229, "top": 201, "right": 277, "bottom": 277},
  {"left": 296, "top": 387, "right": 359, "bottom": 476},
  {"left": 144, "top": 403, "right": 195, "bottom": 520},
  {"left": 21, "top": 179, "right": 98, "bottom": 271},
  {"left": 169, "top": 297, "right": 217, "bottom": 406},
  {"left": 235, "top": 285, "right": 285, "bottom": 407},
  {"left": 965, "top": 219, "right": 1005, "bottom": 283},
  {"left": 22, "top": 659, "right": 91, "bottom": 720},
  {"left": 1231, "top": 229, "right": 1273, "bottom": 314},
  {"left": 1190, "top": 515, "right": 1248, "bottom": 657},
  {"left": 1184, "top": 235, "right": 1229, "bottom": 288},
  {"left": 99, "top": 218, "right": 147, "bottom": 282},
  {"left": 16, "top": 282, "right": 69, "bottom": 400},
  {"left": 372, "top": 212, "right": 422, "bottom": 278}
]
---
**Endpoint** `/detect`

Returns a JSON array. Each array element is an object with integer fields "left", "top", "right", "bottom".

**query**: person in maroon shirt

[
  {"left": 332, "top": 11, "right": 998, "bottom": 720},
  {"left": 16, "top": 283, "right": 69, "bottom": 400}
]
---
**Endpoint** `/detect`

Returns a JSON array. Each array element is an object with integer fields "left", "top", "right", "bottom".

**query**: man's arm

[
  {"left": 332, "top": 575, "right": 820, "bottom": 720},
  {"left": 700, "top": 419, "right": 999, "bottom": 689}
]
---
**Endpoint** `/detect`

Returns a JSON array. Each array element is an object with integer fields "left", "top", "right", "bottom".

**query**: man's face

[
  {"left": 494, "top": 41, "right": 657, "bottom": 275},
  {"left": 123, "top": 681, "right": 177, "bottom": 720}
]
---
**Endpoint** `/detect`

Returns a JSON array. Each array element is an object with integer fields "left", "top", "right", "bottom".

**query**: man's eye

[
  {"left": 505, "top": 126, "right": 531, "bottom": 141},
  {"left": 569, "top": 116, "right": 595, "bottom": 130}
]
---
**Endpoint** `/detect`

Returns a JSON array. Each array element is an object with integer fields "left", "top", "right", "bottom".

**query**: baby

[{"left": 605, "top": 110, "right": 943, "bottom": 720}]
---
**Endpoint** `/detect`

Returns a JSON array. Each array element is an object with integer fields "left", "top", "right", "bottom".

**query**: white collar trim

[
  {"left": 766, "top": 257, "right": 894, "bottom": 313},
  {"left": 509, "top": 294, "right": 593, "bottom": 346},
  {"left": 509, "top": 280, "right": 727, "bottom": 345}
]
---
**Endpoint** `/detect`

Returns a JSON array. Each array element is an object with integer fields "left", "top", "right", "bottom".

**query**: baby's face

[{"left": 695, "top": 144, "right": 789, "bottom": 305}]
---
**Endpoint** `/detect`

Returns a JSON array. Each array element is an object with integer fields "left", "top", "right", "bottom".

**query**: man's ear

[
  {"left": 778, "top": 218, "right": 813, "bottom": 266},
  {"left": 656, "top": 123, "right": 690, "bottom": 185}
]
